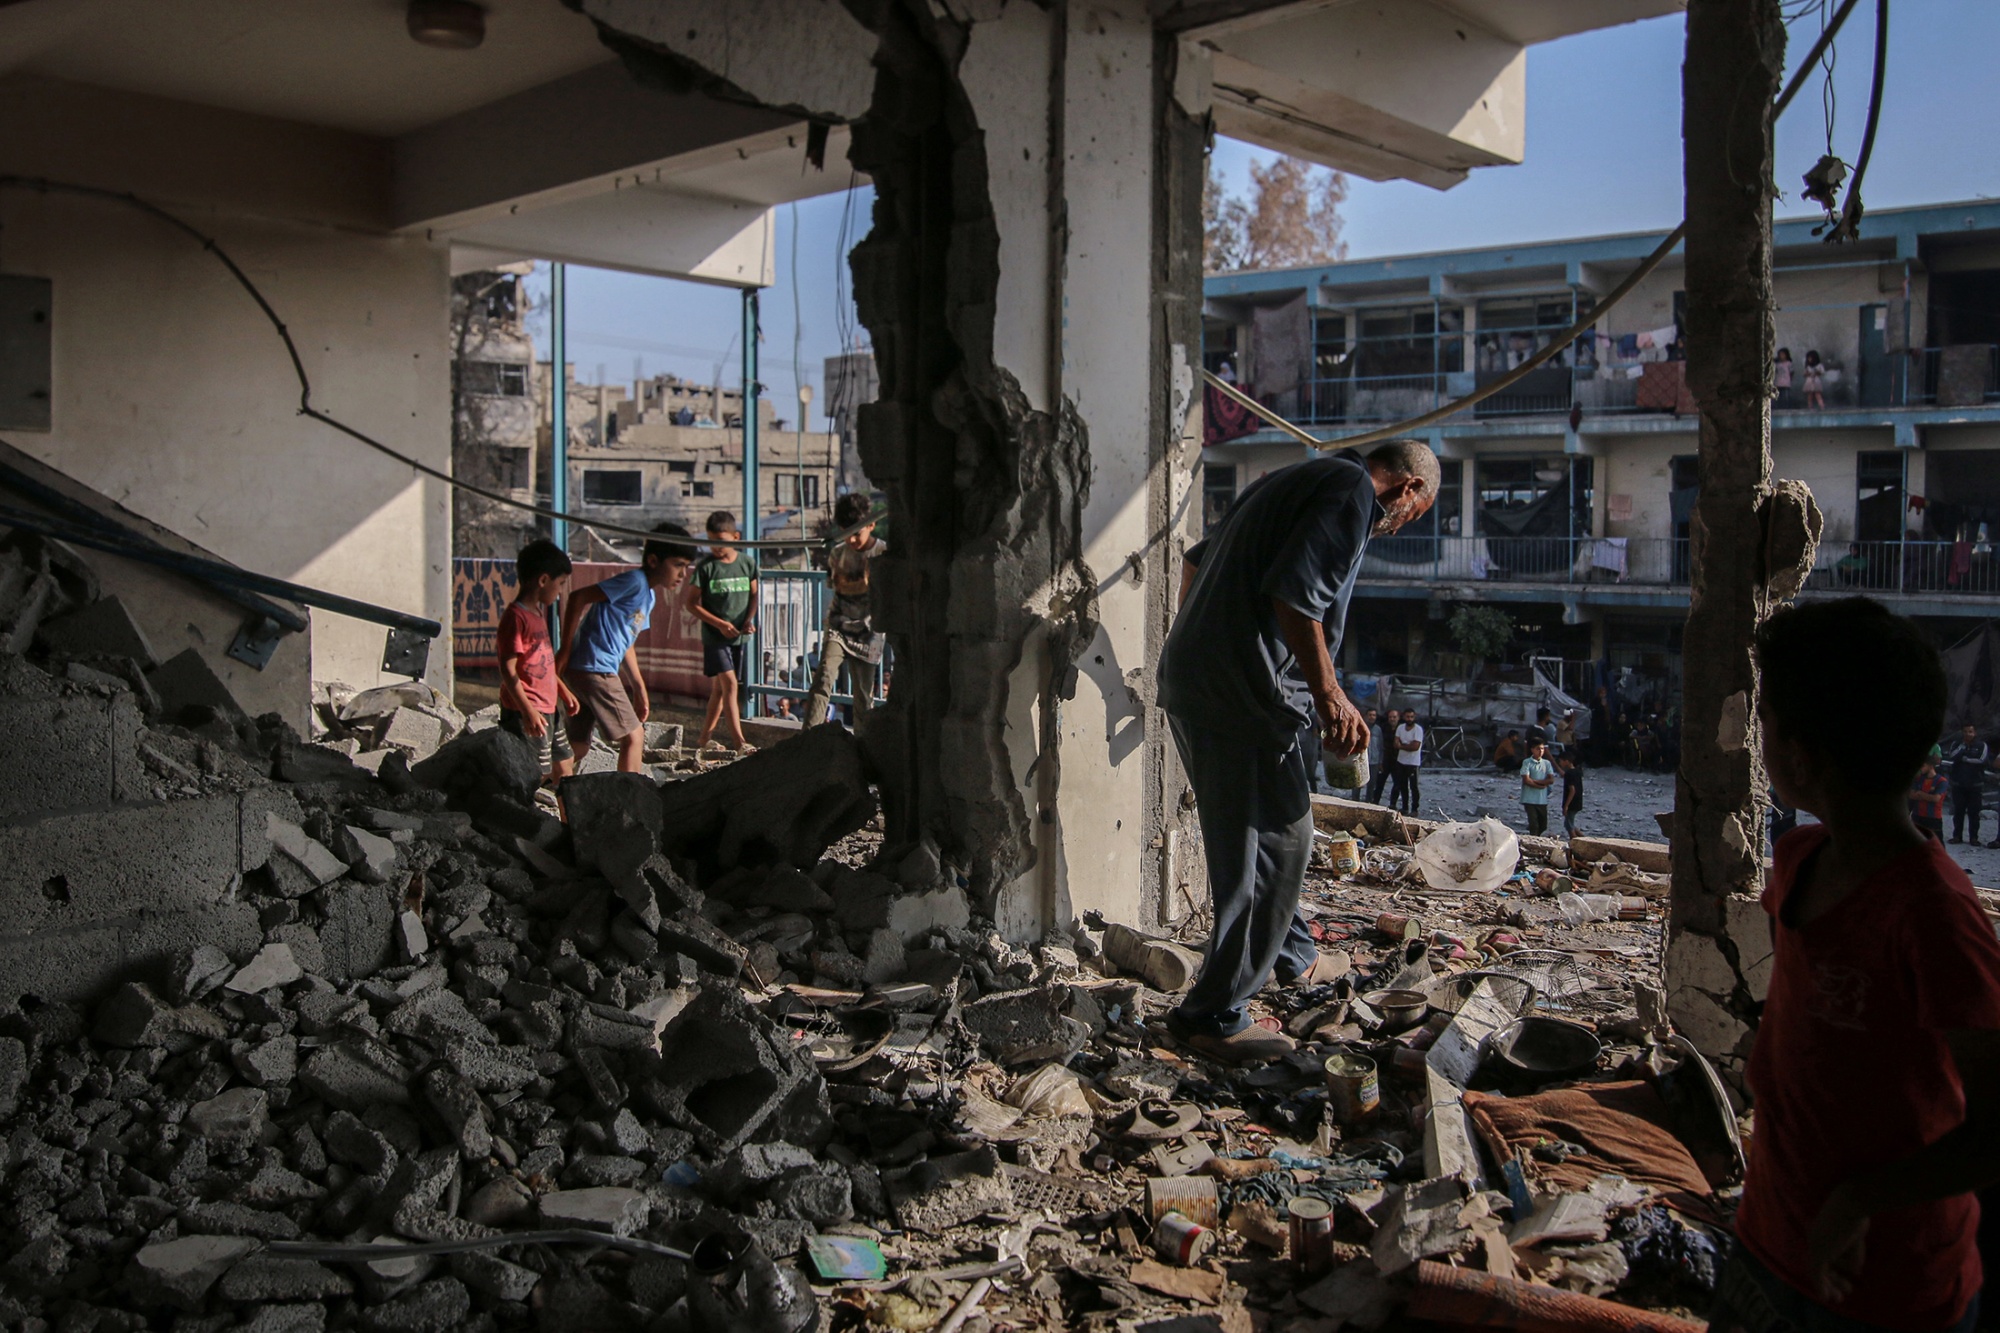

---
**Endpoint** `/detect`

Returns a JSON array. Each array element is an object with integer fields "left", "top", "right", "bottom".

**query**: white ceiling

[{"left": 0, "top": 0, "right": 616, "bottom": 136}]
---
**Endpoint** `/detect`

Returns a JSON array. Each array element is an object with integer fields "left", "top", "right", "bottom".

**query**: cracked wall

[{"left": 582, "top": 0, "right": 1203, "bottom": 938}]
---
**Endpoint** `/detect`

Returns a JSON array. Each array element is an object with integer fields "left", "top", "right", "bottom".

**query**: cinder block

[
  {"left": 0, "top": 794, "right": 248, "bottom": 935},
  {"left": 0, "top": 691, "right": 143, "bottom": 818}
]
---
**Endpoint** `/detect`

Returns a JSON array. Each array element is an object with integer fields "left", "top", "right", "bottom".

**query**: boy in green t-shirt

[{"left": 687, "top": 510, "right": 759, "bottom": 753}]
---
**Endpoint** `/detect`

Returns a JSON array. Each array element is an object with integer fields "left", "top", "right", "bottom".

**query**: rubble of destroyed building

[{"left": 3, "top": 529, "right": 1751, "bottom": 1332}]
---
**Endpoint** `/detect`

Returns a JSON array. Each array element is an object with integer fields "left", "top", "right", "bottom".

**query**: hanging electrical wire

[{"left": 1824, "top": 0, "right": 1888, "bottom": 244}]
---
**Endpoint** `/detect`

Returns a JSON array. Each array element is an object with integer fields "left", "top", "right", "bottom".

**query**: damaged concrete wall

[{"left": 583, "top": 0, "right": 1205, "bottom": 941}]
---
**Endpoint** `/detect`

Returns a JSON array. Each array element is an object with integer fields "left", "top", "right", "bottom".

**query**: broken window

[
  {"left": 668, "top": 460, "right": 696, "bottom": 475},
  {"left": 583, "top": 469, "right": 643, "bottom": 506},
  {"left": 689, "top": 481, "right": 716, "bottom": 499},
  {"left": 457, "top": 361, "right": 528, "bottom": 398}
]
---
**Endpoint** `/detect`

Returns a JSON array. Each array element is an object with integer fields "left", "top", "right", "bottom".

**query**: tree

[
  {"left": 1449, "top": 605, "right": 1515, "bottom": 664},
  {"left": 1204, "top": 153, "right": 1348, "bottom": 274}
]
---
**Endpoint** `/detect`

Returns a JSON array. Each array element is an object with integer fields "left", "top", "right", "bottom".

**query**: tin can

[
  {"left": 1153, "top": 1210, "right": 1216, "bottom": 1266},
  {"left": 1286, "top": 1196, "right": 1335, "bottom": 1275},
  {"left": 1375, "top": 911, "right": 1418, "bottom": 939},
  {"left": 1143, "top": 1175, "right": 1219, "bottom": 1229},
  {"left": 1323, "top": 831, "right": 1360, "bottom": 875},
  {"left": 1323, "top": 1051, "right": 1380, "bottom": 1125}
]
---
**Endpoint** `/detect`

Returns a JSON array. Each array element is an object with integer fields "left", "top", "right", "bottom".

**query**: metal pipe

[
  {"left": 550, "top": 261, "right": 568, "bottom": 553},
  {"left": 0, "top": 502, "right": 437, "bottom": 636},
  {"left": 742, "top": 287, "right": 762, "bottom": 714}
]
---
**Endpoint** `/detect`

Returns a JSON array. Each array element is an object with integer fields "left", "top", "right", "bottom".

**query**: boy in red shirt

[
  {"left": 1911, "top": 747, "right": 1949, "bottom": 841},
  {"left": 496, "top": 539, "right": 579, "bottom": 781},
  {"left": 1710, "top": 598, "right": 2000, "bottom": 1332}
]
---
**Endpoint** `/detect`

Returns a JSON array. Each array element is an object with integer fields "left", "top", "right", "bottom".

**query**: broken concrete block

[
  {"left": 227, "top": 942, "right": 305, "bottom": 993},
  {"left": 232, "top": 1034, "right": 299, "bottom": 1087},
  {"left": 655, "top": 722, "right": 877, "bottom": 878},
  {"left": 462, "top": 1175, "right": 534, "bottom": 1228},
  {"left": 768, "top": 1164, "right": 855, "bottom": 1225},
  {"left": 319, "top": 880, "right": 398, "bottom": 981},
  {"left": 335, "top": 824, "right": 401, "bottom": 884},
  {"left": 888, "top": 1145, "right": 1015, "bottom": 1233},
  {"left": 92, "top": 981, "right": 178, "bottom": 1047},
  {"left": 165, "top": 944, "right": 236, "bottom": 1003},
  {"left": 960, "top": 986, "right": 1091, "bottom": 1066},
  {"left": 655, "top": 911, "right": 747, "bottom": 978},
  {"left": 324, "top": 1111, "right": 399, "bottom": 1177},
  {"left": 420, "top": 1064, "right": 490, "bottom": 1162},
  {"left": 266, "top": 813, "right": 348, "bottom": 888},
  {"left": 379, "top": 707, "right": 446, "bottom": 761},
  {"left": 127, "top": 1234, "right": 259, "bottom": 1311},
  {"left": 148, "top": 647, "right": 246, "bottom": 724},
  {"left": 356, "top": 1275, "right": 470, "bottom": 1333},
  {"left": 299, "top": 1039, "right": 413, "bottom": 1111},
  {"left": 861, "top": 927, "right": 904, "bottom": 984},
  {"left": 187, "top": 1087, "right": 268, "bottom": 1150},
  {"left": 648, "top": 986, "right": 830, "bottom": 1152},
  {"left": 217, "top": 1255, "right": 354, "bottom": 1302},
  {"left": 237, "top": 1303, "right": 328, "bottom": 1333},
  {"left": 180, "top": 1200, "right": 302, "bottom": 1241},
  {"left": 410, "top": 726, "right": 540, "bottom": 807},
  {"left": 886, "top": 884, "right": 971, "bottom": 942},
  {"left": 39, "top": 595, "right": 158, "bottom": 668},
  {"left": 397, "top": 910, "right": 429, "bottom": 961},
  {"left": 537, "top": 1186, "right": 648, "bottom": 1238},
  {"left": 450, "top": 1249, "right": 540, "bottom": 1303}
]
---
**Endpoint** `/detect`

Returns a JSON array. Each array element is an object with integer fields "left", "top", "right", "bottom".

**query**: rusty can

[
  {"left": 1375, "top": 911, "right": 1418, "bottom": 939},
  {"left": 1323, "top": 1051, "right": 1380, "bottom": 1125},
  {"left": 1286, "top": 1196, "right": 1335, "bottom": 1275},
  {"left": 1143, "top": 1175, "right": 1220, "bottom": 1229},
  {"left": 1152, "top": 1210, "right": 1216, "bottom": 1266}
]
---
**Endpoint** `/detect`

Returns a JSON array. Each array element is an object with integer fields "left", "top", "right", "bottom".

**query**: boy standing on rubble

[
  {"left": 689, "top": 511, "right": 759, "bottom": 754},
  {"left": 1518, "top": 739, "right": 1555, "bottom": 835},
  {"left": 497, "top": 539, "right": 579, "bottom": 782},
  {"left": 1158, "top": 440, "right": 1438, "bottom": 1064},
  {"left": 804, "top": 492, "right": 886, "bottom": 728},
  {"left": 556, "top": 524, "right": 698, "bottom": 774},
  {"left": 1710, "top": 598, "right": 2000, "bottom": 1333}
]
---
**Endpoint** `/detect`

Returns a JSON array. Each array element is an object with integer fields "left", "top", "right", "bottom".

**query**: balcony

[
  {"left": 1290, "top": 344, "right": 2000, "bottom": 428},
  {"left": 1360, "top": 536, "right": 2000, "bottom": 602}
]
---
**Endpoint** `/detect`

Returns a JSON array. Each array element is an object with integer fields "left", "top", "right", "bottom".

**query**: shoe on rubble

[{"left": 1168, "top": 1017, "right": 1295, "bottom": 1065}]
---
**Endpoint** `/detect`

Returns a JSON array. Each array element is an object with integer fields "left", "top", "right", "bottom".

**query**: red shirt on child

[
  {"left": 1911, "top": 770, "right": 1949, "bottom": 824},
  {"left": 495, "top": 601, "right": 558, "bottom": 715},
  {"left": 1736, "top": 824, "right": 2000, "bottom": 1329}
]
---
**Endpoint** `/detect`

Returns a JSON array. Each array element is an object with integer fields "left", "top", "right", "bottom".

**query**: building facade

[{"left": 1203, "top": 200, "right": 2000, "bottom": 707}]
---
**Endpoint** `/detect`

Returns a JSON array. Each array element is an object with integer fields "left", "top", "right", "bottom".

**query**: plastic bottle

[{"left": 1556, "top": 891, "right": 1620, "bottom": 927}]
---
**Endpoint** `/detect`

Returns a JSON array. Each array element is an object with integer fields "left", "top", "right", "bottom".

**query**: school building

[{"left": 1202, "top": 199, "right": 2000, "bottom": 707}]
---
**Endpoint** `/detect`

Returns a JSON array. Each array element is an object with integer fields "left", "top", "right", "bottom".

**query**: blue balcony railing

[{"left": 750, "top": 569, "right": 890, "bottom": 716}]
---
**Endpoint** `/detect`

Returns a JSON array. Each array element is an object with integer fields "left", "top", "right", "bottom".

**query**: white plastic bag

[
  {"left": 1412, "top": 816, "right": 1520, "bottom": 892},
  {"left": 1004, "top": 1063, "right": 1090, "bottom": 1119}
]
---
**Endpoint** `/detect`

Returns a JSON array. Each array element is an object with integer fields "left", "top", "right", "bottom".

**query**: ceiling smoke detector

[{"left": 407, "top": 0, "right": 486, "bottom": 50}]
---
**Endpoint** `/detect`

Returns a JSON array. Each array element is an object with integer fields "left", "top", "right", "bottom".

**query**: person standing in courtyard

[
  {"left": 1392, "top": 708, "right": 1425, "bottom": 814},
  {"left": 1945, "top": 723, "right": 1990, "bottom": 845},
  {"left": 1559, "top": 752, "right": 1584, "bottom": 840},
  {"left": 1519, "top": 738, "right": 1556, "bottom": 835},
  {"left": 804, "top": 492, "right": 887, "bottom": 729},
  {"left": 1158, "top": 440, "right": 1438, "bottom": 1063},
  {"left": 1366, "top": 708, "right": 1395, "bottom": 804},
  {"left": 688, "top": 511, "right": 759, "bottom": 754},
  {"left": 1913, "top": 747, "right": 1949, "bottom": 842}
]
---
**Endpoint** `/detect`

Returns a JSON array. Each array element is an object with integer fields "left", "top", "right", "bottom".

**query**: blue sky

[{"left": 533, "top": 2, "right": 1999, "bottom": 429}]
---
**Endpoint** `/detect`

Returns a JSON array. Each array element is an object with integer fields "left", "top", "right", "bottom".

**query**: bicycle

[{"left": 1423, "top": 723, "right": 1485, "bottom": 770}]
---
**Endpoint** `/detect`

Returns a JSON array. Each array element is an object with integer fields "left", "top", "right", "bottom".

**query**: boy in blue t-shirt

[
  {"left": 1518, "top": 739, "right": 1556, "bottom": 836},
  {"left": 555, "top": 524, "right": 697, "bottom": 772}
]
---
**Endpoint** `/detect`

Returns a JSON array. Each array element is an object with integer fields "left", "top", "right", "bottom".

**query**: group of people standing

[{"left": 1346, "top": 707, "right": 1428, "bottom": 814}]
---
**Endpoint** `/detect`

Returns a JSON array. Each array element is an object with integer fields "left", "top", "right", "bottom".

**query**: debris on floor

[{"left": 0, "top": 582, "right": 1736, "bottom": 1329}]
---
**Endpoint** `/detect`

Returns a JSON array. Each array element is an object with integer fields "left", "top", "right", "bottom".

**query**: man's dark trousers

[
  {"left": 1953, "top": 783, "right": 1984, "bottom": 842},
  {"left": 1169, "top": 714, "right": 1319, "bottom": 1038}
]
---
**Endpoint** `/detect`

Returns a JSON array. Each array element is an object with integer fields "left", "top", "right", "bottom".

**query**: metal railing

[
  {"left": 1361, "top": 535, "right": 1690, "bottom": 586},
  {"left": 750, "top": 569, "right": 890, "bottom": 715},
  {"left": 1359, "top": 535, "right": 2000, "bottom": 598},
  {"left": 1283, "top": 344, "right": 2000, "bottom": 427},
  {"left": 1809, "top": 540, "right": 2000, "bottom": 596}
]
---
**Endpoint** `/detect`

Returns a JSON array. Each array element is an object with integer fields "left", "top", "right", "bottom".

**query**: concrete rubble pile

[{"left": 0, "top": 592, "right": 1738, "bottom": 1333}]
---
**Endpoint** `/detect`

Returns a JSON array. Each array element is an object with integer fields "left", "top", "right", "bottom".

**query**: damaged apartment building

[
  {"left": 1203, "top": 199, "right": 2000, "bottom": 704},
  {"left": 449, "top": 269, "right": 845, "bottom": 560},
  {"left": 0, "top": 0, "right": 1828, "bottom": 1328}
]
